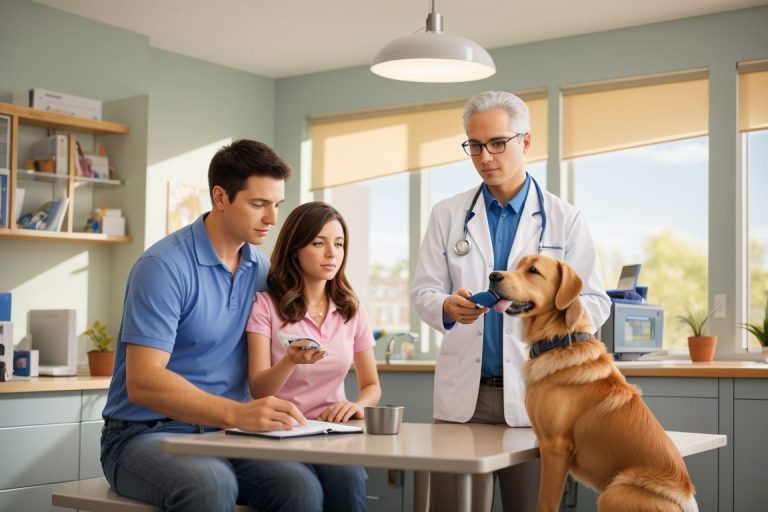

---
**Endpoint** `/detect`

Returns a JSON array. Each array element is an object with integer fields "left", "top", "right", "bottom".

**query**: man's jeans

[{"left": 101, "top": 418, "right": 368, "bottom": 512}]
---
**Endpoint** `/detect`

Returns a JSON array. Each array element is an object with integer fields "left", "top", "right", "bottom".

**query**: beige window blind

[
  {"left": 562, "top": 70, "right": 708, "bottom": 160},
  {"left": 738, "top": 61, "right": 768, "bottom": 133},
  {"left": 310, "top": 95, "right": 547, "bottom": 191}
]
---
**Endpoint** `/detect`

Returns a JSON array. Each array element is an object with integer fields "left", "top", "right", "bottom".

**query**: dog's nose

[{"left": 489, "top": 272, "right": 503, "bottom": 282}]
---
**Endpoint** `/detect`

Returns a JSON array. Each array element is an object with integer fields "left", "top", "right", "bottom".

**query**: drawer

[
  {"left": 0, "top": 423, "right": 79, "bottom": 489},
  {"left": 80, "top": 420, "right": 104, "bottom": 479},
  {"left": 626, "top": 377, "right": 718, "bottom": 398},
  {"left": 734, "top": 378, "right": 768, "bottom": 399},
  {"left": 82, "top": 390, "right": 108, "bottom": 421},
  {"left": 0, "top": 392, "right": 81, "bottom": 428}
]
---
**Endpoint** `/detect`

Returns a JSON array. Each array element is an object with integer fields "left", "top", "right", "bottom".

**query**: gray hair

[{"left": 462, "top": 91, "right": 531, "bottom": 134}]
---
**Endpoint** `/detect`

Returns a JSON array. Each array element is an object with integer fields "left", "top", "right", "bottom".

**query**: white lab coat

[{"left": 411, "top": 181, "right": 611, "bottom": 426}]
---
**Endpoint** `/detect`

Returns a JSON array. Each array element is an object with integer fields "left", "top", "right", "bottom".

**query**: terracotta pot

[
  {"left": 88, "top": 350, "right": 115, "bottom": 376},
  {"left": 688, "top": 336, "right": 717, "bottom": 362}
]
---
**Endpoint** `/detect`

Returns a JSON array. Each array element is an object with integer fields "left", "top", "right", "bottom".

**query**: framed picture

[{"left": 166, "top": 181, "right": 210, "bottom": 234}]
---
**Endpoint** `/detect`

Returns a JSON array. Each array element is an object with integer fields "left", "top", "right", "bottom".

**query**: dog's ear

[
  {"left": 564, "top": 299, "right": 583, "bottom": 330},
  {"left": 554, "top": 261, "right": 583, "bottom": 311}
]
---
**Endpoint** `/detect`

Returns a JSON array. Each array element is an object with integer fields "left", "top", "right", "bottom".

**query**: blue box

[{"left": 0, "top": 293, "right": 10, "bottom": 322}]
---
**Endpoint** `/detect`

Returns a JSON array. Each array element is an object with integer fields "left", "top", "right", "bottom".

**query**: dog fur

[{"left": 489, "top": 254, "right": 697, "bottom": 512}]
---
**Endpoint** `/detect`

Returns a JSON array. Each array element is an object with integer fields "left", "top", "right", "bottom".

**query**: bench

[{"left": 52, "top": 477, "right": 253, "bottom": 511}]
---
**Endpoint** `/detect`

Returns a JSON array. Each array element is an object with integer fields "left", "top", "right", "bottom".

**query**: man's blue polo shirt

[
  {"left": 102, "top": 214, "right": 268, "bottom": 421},
  {"left": 481, "top": 176, "right": 530, "bottom": 378}
]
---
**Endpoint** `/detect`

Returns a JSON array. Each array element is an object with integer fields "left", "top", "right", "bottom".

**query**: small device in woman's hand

[{"left": 288, "top": 338, "right": 326, "bottom": 353}]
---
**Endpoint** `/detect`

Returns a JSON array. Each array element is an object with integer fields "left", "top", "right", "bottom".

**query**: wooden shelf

[
  {"left": 0, "top": 101, "right": 128, "bottom": 135},
  {"left": 0, "top": 227, "right": 131, "bottom": 244},
  {"left": 17, "top": 169, "right": 123, "bottom": 187}
]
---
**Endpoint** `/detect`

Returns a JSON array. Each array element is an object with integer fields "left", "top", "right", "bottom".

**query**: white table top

[{"left": 160, "top": 422, "right": 726, "bottom": 475}]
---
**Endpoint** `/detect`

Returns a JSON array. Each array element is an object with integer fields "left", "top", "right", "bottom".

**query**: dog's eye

[{"left": 528, "top": 266, "right": 539, "bottom": 275}]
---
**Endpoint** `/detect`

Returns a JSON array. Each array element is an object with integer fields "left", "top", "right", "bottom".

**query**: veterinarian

[{"left": 411, "top": 90, "right": 612, "bottom": 511}]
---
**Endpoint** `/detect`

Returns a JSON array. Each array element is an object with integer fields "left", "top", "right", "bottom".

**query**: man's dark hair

[{"left": 208, "top": 139, "right": 292, "bottom": 201}]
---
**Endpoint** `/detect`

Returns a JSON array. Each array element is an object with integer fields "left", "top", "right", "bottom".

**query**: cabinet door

[
  {"left": 0, "top": 423, "right": 79, "bottom": 489},
  {"left": 733, "top": 398, "right": 768, "bottom": 512},
  {"left": 0, "top": 392, "right": 80, "bottom": 428},
  {"left": 80, "top": 420, "right": 105, "bottom": 479}
]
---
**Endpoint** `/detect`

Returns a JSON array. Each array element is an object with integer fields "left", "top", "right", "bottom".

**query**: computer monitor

[
  {"left": 616, "top": 264, "right": 642, "bottom": 292},
  {"left": 28, "top": 309, "right": 77, "bottom": 376}
]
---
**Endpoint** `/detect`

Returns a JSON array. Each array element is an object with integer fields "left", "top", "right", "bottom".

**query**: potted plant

[
  {"left": 678, "top": 307, "right": 717, "bottom": 362},
  {"left": 739, "top": 294, "right": 768, "bottom": 349},
  {"left": 82, "top": 320, "right": 115, "bottom": 376}
]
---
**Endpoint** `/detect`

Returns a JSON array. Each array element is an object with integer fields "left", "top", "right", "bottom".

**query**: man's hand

[
  {"left": 443, "top": 288, "right": 488, "bottom": 324},
  {"left": 235, "top": 396, "right": 306, "bottom": 432},
  {"left": 317, "top": 401, "right": 363, "bottom": 423}
]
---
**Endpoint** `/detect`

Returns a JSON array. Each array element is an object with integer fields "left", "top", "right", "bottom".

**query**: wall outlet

[{"left": 714, "top": 294, "right": 726, "bottom": 319}]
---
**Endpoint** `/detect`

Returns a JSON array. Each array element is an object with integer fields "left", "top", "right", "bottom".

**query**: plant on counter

[
  {"left": 677, "top": 307, "right": 715, "bottom": 337},
  {"left": 82, "top": 320, "right": 114, "bottom": 352},
  {"left": 739, "top": 293, "right": 768, "bottom": 347}
]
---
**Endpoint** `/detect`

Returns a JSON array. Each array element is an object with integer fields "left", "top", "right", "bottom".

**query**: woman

[{"left": 246, "top": 201, "right": 381, "bottom": 511}]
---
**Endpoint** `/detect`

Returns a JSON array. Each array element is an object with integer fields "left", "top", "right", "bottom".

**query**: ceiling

[{"left": 33, "top": 0, "right": 768, "bottom": 79}]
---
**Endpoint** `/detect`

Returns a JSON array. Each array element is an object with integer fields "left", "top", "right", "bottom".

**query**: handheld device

[
  {"left": 288, "top": 337, "right": 326, "bottom": 353},
  {"left": 467, "top": 290, "right": 500, "bottom": 308}
]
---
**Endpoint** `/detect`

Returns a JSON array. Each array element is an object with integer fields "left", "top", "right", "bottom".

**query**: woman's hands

[{"left": 317, "top": 401, "right": 363, "bottom": 423}]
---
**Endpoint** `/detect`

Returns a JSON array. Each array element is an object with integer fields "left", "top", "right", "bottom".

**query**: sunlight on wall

[
  {"left": 10, "top": 251, "right": 91, "bottom": 362},
  {"left": 145, "top": 139, "right": 229, "bottom": 248}
]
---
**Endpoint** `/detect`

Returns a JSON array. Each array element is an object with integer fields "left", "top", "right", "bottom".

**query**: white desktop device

[{"left": 28, "top": 309, "right": 78, "bottom": 376}]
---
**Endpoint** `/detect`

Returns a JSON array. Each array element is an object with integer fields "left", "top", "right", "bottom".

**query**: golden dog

[{"left": 489, "top": 254, "right": 696, "bottom": 512}]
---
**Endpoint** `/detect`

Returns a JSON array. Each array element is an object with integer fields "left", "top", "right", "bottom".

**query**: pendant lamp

[{"left": 371, "top": 0, "right": 496, "bottom": 83}]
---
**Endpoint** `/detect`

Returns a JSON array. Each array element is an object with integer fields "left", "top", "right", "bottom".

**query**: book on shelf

[
  {"left": 75, "top": 140, "right": 93, "bottom": 177},
  {"left": 225, "top": 419, "right": 364, "bottom": 439},
  {"left": 0, "top": 169, "right": 9, "bottom": 228},
  {"left": 13, "top": 188, "right": 25, "bottom": 226}
]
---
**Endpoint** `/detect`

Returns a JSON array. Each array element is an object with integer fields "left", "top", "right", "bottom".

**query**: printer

[{"left": 599, "top": 264, "right": 664, "bottom": 360}]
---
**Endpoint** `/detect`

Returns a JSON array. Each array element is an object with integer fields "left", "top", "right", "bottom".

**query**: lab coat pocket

[{"left": 539, "top": 243, "right": 564, "bottom": 260}]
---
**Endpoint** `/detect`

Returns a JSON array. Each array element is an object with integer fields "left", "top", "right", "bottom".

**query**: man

[
  {"left": 101, "top": 140, "right": 321, "bottom": 512},
  {"left": 411, "top": 91, "right": 611, "bottom": 511}
]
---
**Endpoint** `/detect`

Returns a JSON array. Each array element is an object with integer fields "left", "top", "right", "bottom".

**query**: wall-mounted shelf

[{"left": 0, "top": 101, "right": 131, "bottom": 243}]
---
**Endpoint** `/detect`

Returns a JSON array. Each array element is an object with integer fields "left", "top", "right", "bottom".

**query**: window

[
  {"left": 568, "top": 137, "right": 709, "bottom": 349},
  {"left": 746, "top": 130, "right": 768, "bottom": 348},
  {"left": 562, "top": 71, "right": 709, "bottom": 350}
]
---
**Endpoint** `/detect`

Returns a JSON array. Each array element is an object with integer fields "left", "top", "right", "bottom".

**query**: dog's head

[{"left": 488, "top": 254, "right": 585, "bottom": 336}]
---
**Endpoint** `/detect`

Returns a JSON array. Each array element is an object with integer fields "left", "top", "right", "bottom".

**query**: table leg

[
  {"left": 413, "top": 471, "right": 430, "bottom": 512},
  {"left": 457, "top": 473, "right": 471, "bottom": 512}
]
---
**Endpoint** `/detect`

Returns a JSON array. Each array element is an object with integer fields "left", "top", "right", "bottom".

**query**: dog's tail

[{"left": 606, "top": 468, "right": 698, "bottom": 512}]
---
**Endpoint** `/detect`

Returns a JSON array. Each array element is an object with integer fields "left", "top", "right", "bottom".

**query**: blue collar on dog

[{"left": 529, "top": 332, "right": 593, "bottom": 359}]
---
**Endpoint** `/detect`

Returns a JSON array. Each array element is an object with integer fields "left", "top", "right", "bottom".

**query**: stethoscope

[{"left": 454, "top": 175, "right": 547, "bottom": 256}]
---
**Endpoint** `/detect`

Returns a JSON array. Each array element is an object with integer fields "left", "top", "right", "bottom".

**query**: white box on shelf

[
  {"left": 12, "top": 88, "right": 102, "bottom": 121},
  {"left": 30, "top": 135, "right": 68, "bottom": 174},
  {"left": 101, "top": 215, "right": 125, "bottom": 236}
]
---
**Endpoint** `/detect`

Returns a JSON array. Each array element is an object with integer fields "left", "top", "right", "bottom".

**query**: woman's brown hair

[{"left": 268, "top": 202, "right": 358, "bottom": 323}]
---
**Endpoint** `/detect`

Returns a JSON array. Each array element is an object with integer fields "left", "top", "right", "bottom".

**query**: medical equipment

[{"left": 454, "top": 176, "right": 547, "bottom": 256}]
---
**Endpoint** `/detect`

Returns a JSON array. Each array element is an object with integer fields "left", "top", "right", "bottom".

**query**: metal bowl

[{"left": 364, "top": 405, "right": 404, "bottom": 435}]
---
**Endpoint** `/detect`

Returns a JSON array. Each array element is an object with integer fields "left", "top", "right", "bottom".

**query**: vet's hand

[
  {"left": 285, "top": 343, "right": 327, "bottom": 365},
  {"left": 236, "top": 396, "right": 305, "bottom": 431},
  {"left": 444, "top": 288, "right": 488, "bottom": 324},
  {"left": 317, "top": 401, "right": 362, "bottom": 423}
]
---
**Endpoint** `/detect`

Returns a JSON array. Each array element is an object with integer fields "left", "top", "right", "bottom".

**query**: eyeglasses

[{"left": 461, "top": 133, "right": 527, "bottom": 156}]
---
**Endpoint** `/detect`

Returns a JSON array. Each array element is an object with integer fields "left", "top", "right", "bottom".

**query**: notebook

[{"left": 226, "top": 419, "right": 363, "bottom": 439}]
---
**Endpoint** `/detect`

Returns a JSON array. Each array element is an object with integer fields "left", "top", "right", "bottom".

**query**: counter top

[
  {"left": 376, "top": 360, "right": 768, "bottom": 378},
  {"left": 0, "top": 374, "right": 111, "bottom": 394}
]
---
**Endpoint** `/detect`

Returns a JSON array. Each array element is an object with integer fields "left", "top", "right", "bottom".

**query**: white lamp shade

[{"left": 371, "top": 31, "right": 496, "bottom": 83}]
